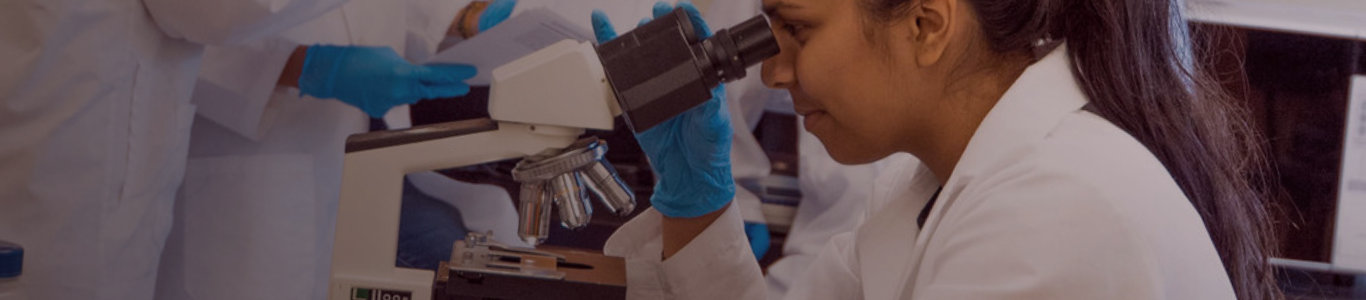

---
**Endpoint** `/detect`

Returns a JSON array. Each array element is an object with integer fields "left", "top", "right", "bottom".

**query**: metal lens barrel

[
  {"left": 579, "top": 159, "right": 636, "bottom": 216},
  {"left": 549, "top": 172, "right": 592, "bottom": 229},
  {"left": 517, "top": 182, "right": 553, "bottom": 246}
]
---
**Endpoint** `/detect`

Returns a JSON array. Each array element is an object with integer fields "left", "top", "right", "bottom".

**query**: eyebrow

[{"left": 762, "top": 1, "right": 799, "bottom": 18}]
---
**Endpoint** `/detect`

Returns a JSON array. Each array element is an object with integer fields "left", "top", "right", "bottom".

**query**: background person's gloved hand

[
  {"left": 298, "top": 45, "right": 476, "bottom": 118},
  {"left": 478, "top": 0, "right": 517, "bottom": 32},
  {"left": 743, "top": 222, "right": 771, "bottom": 259},
  {"left": 592, "top": 1, "right": 735, "bottom": 218}
]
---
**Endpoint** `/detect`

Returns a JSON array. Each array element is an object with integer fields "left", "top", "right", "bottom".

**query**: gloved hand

[
  {"left": 592, "top": 1, "right": 735, "bottom": 218},
  {"left": 478, "top": 0, "right": 517, "bottom": 32},
  {"left": 743, "top": 222, "right": 771, "bottom": 259},
  {"left": 298, "top": 45, "right": 476, "bottom": 118}
]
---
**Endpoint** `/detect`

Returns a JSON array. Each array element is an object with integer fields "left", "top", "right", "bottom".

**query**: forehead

[
  {"left": 762, "top": 0, "right": 801, "bottom": 14},
  {"left": 764, "top": 0, "right": 853, "bottom": 17}
]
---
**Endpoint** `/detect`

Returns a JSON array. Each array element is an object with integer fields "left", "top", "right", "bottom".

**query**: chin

[{"left": 823, "top": 141, "right": 889, "bottom": 166}]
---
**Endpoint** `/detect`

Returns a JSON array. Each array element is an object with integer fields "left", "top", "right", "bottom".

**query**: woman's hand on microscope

[{"left": 592, "top": 1, "right": 736, "bottom": 259}]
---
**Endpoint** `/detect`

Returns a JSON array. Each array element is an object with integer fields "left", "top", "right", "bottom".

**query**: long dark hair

[{"left": 861, "top": 0, "right": 1281, "bottom": 299}]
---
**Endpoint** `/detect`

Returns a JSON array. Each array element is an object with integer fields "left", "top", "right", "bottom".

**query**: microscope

[{"left": 328, "top": 8, "right": 779, "bottom": 300}]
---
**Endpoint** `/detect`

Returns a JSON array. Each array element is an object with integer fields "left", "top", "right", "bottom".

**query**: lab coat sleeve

[
  {"left": 191, "top": 38, "right": 298, "bottom": 140},
  {"left": 912, "top": 174, "right": 1166, "bottom": 299},
  {"left": 142, "top": 0, "right": 351, "bottom": 45},
  {"left": 406, "top": 172, "right": 528, "bottom": 247},
  {"left": 603, "top": 204, "right": 767, "bottom": 300},
  {"left": 403, "top": 0, "right": 469, "bottom": 62},
  {"left": 726, "top": 62, "right": 777, "bottom": 225}
]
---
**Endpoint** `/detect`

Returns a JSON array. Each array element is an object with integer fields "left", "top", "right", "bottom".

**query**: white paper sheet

[
  {"left": 1334, "top": 75, "right": 1366, "bottom": 271},
  {"left": 425, "top": 8, "right": 595, "bottom": 85}
]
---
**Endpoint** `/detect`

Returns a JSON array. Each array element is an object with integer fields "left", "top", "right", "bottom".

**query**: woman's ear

[{"left": 909, "top": 0, "right": 955, "bottom": 67}]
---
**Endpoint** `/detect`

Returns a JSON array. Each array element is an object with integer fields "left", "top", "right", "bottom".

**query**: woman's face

[{"left": 761, "top": 0, "right": 965, "bottom": 165}]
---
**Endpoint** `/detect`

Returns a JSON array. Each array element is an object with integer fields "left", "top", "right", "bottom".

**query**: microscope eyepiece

[
  {"left": 727, "top": 16, "right": 782, "bottom": 76},
  {"left": 701, "top": 15, "right": 781, "bottom": 83}
]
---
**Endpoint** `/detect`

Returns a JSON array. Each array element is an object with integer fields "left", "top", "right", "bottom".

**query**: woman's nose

[{"left": 762, "top": 26, "right": 798, "bottom": 89}]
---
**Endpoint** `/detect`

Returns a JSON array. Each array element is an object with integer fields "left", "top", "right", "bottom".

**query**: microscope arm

[{"left": 331, "top": 118, "right": 583, "bottom": 300}]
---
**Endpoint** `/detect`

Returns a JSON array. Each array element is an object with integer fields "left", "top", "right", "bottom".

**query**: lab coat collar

[
  {"left": 914, "top": 45, "right": 1088, "bottom": 240},
  {"left": 888, "top": 44, "right": 1090, "bottom": 300},
  {"left": 858, "top": 156, "right": 938, "bottom": 300},
  {"left": 947, "top": 44, "right": 1088, "bottom": 184}
]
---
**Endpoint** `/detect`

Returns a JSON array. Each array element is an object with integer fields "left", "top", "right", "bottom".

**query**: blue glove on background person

[
  {"left": 298, "top": 45, "right": 476, "bottom": 118},
  {"left": 592, "top": 1, "right": 736, "bottom": 218},
  {"left": 478, "top": 0, "right": 517, "bottom": 32},
  {"left": 744, "top": 222, "right": 771, "bottom": 259}
]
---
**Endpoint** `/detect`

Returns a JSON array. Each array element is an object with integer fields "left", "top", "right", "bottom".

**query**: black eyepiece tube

[
  {"left": 700, "top": 14, "right": 779, "bottom": 83},
  {"left": 723, "top": 15, "right": 780, "bottom": 72}
]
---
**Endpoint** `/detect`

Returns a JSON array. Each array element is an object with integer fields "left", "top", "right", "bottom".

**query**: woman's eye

[{"left": 782, "top": 23, "right": 809, "bottom": 44}]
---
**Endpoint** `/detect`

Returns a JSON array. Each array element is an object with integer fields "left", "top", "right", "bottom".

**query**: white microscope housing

[{"left": 328, "top": 40, "right": 617, "bottom": 300}]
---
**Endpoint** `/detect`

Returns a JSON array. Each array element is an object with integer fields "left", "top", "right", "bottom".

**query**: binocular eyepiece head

[{"left": 596, "top": 8, "right": 781, "bottom": 132}]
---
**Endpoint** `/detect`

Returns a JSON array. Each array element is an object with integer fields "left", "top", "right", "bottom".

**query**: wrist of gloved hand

[
  {"left": 649, "top": 162, "right": 735, "bottom": 218},
  {"left": 297, "top": 45, "right": 348, "bottom": 100}
]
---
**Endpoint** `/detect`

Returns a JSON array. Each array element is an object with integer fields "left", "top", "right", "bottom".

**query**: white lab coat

[
  {"left": 603, "top": 46, "right": 1238, "bottom": 300},
  {"left": 150, "top": 0, "right": 467, "bottom": 299},
  {"left": 0, "top": 0, "right": 352, "bottom": 299}
]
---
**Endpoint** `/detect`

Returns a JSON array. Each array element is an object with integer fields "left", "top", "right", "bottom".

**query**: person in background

[
  {"left": 152, "top": 1, "right": 513, "bottom": 299},
  {"left": 0, "top": 0, "right": 474, "bottom": 298}
]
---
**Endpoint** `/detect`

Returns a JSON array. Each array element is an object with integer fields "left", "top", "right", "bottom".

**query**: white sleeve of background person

[
  {"left": 728, "top": 77, "right": 773, "bottom": 224},
  {"left": 403, "top": 0, "right": 470, "bottom": 62},
  {"left": 726, "top": 68, "right": 785, "bottom": 227},
  {"left": 406, "top": 171, "right": 530, "bottom": 247},
  {"left": 142, "top": 0, "right": 355, "bottom": 45},
  {"left": 192, "top": 38, "right": 299, "bottom": 141},
  {"left": 521, "top": 0, "right": 659, "bottom": 37}
]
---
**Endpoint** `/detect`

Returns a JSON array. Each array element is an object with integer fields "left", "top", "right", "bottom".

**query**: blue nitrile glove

[
  {"left": 592, "top": 2, "right": 735, "bottom": 218},
  {"left": 298, "top": 45, "right": 476, "bottom": 118},
  {"left": 743, "top": 222, "right": 771, "bottom": 259},
  {"left": 478, "top": 0, "right": 517, "bottom": 32}
]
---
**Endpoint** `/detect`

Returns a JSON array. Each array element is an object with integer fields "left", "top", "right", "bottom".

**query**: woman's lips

[
  {"left": 802, "top": 110, "right": 826, "bottom": 132},
  {"left": 792, "top": 101, "right": 822, "bottom": 117},
  {"left": 792, "top": 93, "right": 826, "bottom": 131}
]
